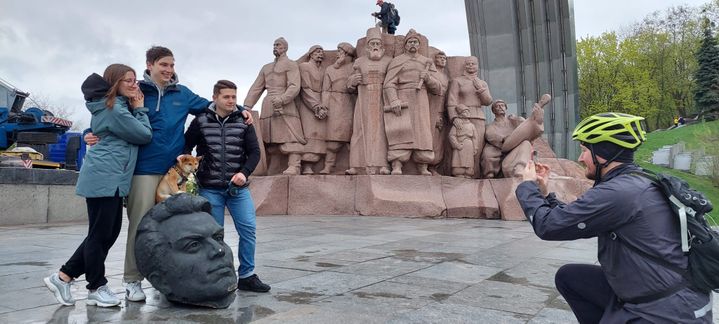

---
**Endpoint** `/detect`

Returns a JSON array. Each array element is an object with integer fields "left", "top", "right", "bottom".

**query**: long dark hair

[{"left": 102, "top": 64, "right": 135, "bottom": 108}]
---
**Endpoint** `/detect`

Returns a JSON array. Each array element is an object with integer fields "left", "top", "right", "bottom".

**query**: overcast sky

[{"left": 0, "top": 0, "right": 712, "bottom": 130}]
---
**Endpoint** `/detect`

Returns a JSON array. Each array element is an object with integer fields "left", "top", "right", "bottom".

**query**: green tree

[{"left": 693, "top": 19, "right": 719, "bottom": 116}]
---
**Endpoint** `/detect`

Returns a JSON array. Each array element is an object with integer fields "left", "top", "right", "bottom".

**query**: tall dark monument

[{"left": 464, "top": 0, "right": 579, "bottom": 159}]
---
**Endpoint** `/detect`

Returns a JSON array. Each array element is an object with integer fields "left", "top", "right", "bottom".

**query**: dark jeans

[
  {"left": 60, "top": 192, "right": 123, "bottom": 290},
  {"left": 555, "top": 264, "right": 614, "bottom": 324}
]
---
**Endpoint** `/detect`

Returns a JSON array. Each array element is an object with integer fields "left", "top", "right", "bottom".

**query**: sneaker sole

[
  {"left": 86, "top": 299, "right": 120, "bottom": 307},
  {"left": 43, "top": 277, "right": 74, "bottom": 306},
  {"left": 125, "top": 294, "right": 146, "bottom": 302}
]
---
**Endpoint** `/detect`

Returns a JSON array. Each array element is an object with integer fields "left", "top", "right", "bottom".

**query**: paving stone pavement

[{"left": 0, "top": 215, "right": 715, "bottom": 323}]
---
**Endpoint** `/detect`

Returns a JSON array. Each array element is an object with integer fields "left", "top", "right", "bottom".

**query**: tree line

[{"left": 577, "top": 1, "right": 719, "bottom": 130}]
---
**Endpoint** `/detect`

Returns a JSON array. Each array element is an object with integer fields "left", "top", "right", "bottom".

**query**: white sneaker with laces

[
  {"left": 43, "top": 273, "right": 75, "bottom": 306},
  {"left": 125, "top": 281, "right": 146, "bottom": 302},
  {"left": 87, "top": 285, "right": 120, "bottom": 307}
]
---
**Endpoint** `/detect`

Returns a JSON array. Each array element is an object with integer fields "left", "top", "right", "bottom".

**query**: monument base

[{"left": 249, "top": 165, "right": 590, "bottom": 220}]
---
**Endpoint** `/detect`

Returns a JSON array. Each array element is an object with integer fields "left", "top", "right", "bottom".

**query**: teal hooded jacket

[{"left": 76, "top": 75, "right": 152, "bottom": 197}]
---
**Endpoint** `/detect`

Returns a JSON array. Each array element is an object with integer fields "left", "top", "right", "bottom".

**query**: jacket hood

[
  {"left": 141, "top": 69, "right": 179, "bottom": 89},
  {"left": 81, "top": 73, "right": 110, "bottom": 101}
]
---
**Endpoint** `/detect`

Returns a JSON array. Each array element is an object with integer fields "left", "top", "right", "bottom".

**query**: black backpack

[
  {"left": 623, "top": 170, "right": 719, "bottom": 296},
  {"left": 389, "top": 3, "right": 400, "bottom": 26}
]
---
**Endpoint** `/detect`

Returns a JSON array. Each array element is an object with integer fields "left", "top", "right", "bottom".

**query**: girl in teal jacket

[{"left": 44, "top": 64, "right": 151, "bottom": 308}]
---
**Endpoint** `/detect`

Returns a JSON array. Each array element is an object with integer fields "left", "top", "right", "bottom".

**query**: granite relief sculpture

[
  {"left": 244, "top": 37, "right": 305, "bottom": 175},
  {"left": 320, "top": 42, "right": 357, "bottom": 174},
  {"left": 482, "top": 95, "right": 551, "bottom": 178},
  {"left": 383, "top": 29, "right": 441, "bottom": 175},
  {"left": 296, "top": 45, "right": 329, "bottom": 174},
  {"left": 446, "top": 56, "right": 493, "bottom": 178},
  {"left": 346, "top": 27, "right": 392, "bottom": 175}
]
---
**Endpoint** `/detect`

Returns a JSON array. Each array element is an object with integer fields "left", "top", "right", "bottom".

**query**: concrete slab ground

[{"left": 0, "top": 215, "right": 715, "bottom": 323}]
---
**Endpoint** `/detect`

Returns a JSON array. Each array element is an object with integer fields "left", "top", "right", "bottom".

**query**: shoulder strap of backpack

[{"left": 629, "top": 169, "right": 691, "bottom": 252}]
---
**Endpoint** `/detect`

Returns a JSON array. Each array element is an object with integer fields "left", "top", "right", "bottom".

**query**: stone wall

[{"left": 0, "top": 169, "right": 86, "bottom": 226}]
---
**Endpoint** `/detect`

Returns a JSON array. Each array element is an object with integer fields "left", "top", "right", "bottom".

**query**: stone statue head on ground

[{"left": 135, "top": 193, "right": 237, "bottom": 308}]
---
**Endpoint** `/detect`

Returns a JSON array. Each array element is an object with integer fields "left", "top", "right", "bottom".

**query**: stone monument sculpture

[
  {"left": 346, "top": 27, "right": 392, "bottom": 175},
  {"left": 320, "top": 42, "right": 357, "bottom": 174},
  {"left": 449, "top": 105, "right": 480, "bottom": 178},
  {"left": 383, "top": 29, "right": 441, "bottom": 175},
  {"left": 446, "top": 56, "right": 493, "bottom": 178},
  {"left": 244, "top": 37, "right": 305, "bottom": 175},
  {"left": 481, "top": 94, "right": 550, "bottom": 178},
  {"left": 296, "top": 45, "right": 328, "bottom": 174},
  {"left": 427, "top": 49, "right": 449, "bottom": 175},
  {"left": 135, "top": 194, "right": 236, "bottom": 308}
]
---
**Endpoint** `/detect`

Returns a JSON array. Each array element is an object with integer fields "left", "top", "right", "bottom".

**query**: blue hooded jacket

[{"left": 135, "top": 70, "right": 209, "bottom": 175}]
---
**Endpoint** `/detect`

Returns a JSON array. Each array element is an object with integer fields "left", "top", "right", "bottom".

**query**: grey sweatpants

[{"left": 123, "top": 175, "right": 162, "bottom": 283}]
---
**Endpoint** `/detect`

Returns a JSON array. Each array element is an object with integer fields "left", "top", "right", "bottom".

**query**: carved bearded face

[
  {"left": 367, "top": 38, "right": 384, "bottom": 60},
  {"left": 405, "top": 37, "right": 420, "bottom": 54},
  {"left": 334, "top": 48, "right": 348, "bottom": 67},
  {"left": 310, "top": 48, "right": 324, "bottom": 63},
  {"left": 273, "top": 41, "right": 287, "bottom": 57}
]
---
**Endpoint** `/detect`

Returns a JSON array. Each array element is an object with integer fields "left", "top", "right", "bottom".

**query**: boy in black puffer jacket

[{"left": 183, "top": 80, "right": 269, "bottom": 293}]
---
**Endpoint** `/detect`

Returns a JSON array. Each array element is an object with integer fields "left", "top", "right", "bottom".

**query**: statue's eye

[
  {"left": 214, "top": 233, "right": 224, "bottom": 242},
  {"left": 184, "top": 241, "right": 200, "bottom": 252}
]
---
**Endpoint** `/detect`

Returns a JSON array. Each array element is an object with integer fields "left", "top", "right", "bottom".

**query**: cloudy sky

[{"left": 0, "top": 0, "right": 711, "bottom": 130}]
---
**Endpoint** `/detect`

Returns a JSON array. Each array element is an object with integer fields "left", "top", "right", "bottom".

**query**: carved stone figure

[
  {"left": 481, "top": 94, "right": 550, "bottom": 178},
  {"left": 383, "top": 29, "right": 441, "bottom": 175},
  {"left": 320, "top": 42, "right": 357, "bottom": 174},
  {"left": 297, "top": 45, "right": 328, "bottom": 174},
  {"left": 347, "top": 27, "right": 392, "bottom": 175},
  {"left": 449, "top": 105, "right": 480, "bottom": 178},
  {"left": 427, "top": 50, "right": 449, "bottom": 175},
  {"left": 244, "top": 37, "right": 305, "bottom": 175},
  {"left": 135, "top": 194, "right": 236, "bottom": 308},
  {"left": 446, "top": 56, "right": 492, "bottom": 178}
]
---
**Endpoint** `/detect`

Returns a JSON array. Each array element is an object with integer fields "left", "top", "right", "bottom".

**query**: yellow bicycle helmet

[{"left": 572, "top": 112, "right": 646, "bottom": 149}]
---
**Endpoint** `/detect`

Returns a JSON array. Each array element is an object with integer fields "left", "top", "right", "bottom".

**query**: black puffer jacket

[{"left": 183, "top": 104, "right": 260, "bottom": 189}]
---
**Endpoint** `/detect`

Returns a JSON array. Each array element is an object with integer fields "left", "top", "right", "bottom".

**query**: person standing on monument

[
  {"left": 320, "top": 42, "right": 357, "bottom": 174},
  {"left": 296, "top": 45, "right": 328, "bottom": 174},
  {"left": 244, "top": 37, "right": 305, "bottom": 175},
  {"left": 371, "top": 0, "right": 398, "bottom": 35},
  {"left": 383, "top": 29, "right": 442, "bottom": 175},
  {"left": 347, "top": 27, "right": 392, "bottom": 175},
  {"left": 447, "top": 56, "right": 492, "bottom": 178}
]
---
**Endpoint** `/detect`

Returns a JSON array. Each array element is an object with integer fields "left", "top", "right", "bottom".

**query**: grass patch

[{"left": 635, "top": 121, "right": 719, "bottom": 225}]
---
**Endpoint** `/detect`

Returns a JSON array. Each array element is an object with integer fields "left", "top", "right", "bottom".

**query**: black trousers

[
  {"left": 555, "top": 264, "right": 614, "bottom": 324},
  {"left": 60, "top": 193, "right": 123, "bottom": 290}
]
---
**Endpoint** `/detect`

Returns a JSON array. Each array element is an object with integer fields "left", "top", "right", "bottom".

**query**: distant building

[{"left": 465, "top": 0, "right": 579, "bottom": 159}]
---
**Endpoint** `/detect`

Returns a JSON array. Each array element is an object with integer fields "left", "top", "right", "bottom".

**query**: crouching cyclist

[{"left": 515, "top": 112, "right": 712, "bottom": 323}]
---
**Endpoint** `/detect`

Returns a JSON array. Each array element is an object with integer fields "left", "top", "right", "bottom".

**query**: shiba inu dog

[{"left": 155, "top": 154, "right": 202, "bottom": 203}]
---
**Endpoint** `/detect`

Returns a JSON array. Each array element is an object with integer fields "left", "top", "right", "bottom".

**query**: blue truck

[{"left": 0, "top": 78, "right": 85, "bottom": 170}]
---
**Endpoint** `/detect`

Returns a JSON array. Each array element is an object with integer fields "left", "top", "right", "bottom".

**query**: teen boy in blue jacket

[{"left": 85, "top": 46, "right": 254, "bottom": 302}]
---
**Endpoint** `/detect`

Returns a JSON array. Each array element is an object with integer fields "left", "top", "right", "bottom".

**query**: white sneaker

[
  {"left": 43, "top": 273, "right": 75, "bottom": 306},
  {"left": 125, "top": 281, "right": 146, "bottom": 302},
  {"left": 86, "top": 285, "right": 120, "bottom": 307}
]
